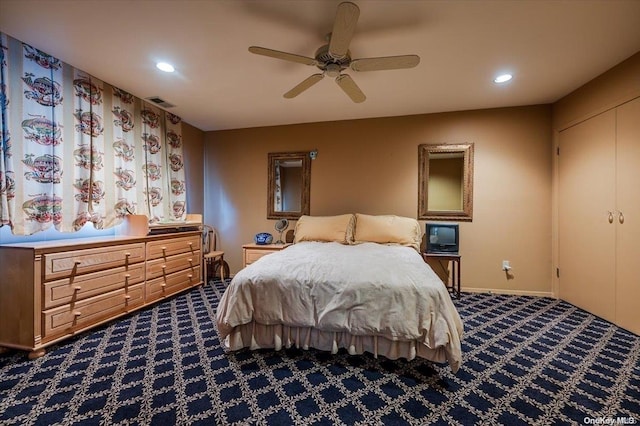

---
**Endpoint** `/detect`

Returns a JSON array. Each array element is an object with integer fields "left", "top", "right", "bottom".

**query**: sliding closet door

[
  {"left": 615, "top": 97, "right": 640, "bottom": 335},
  {"left": 558, "top": 110, "right": 616, "bottom": 322}
]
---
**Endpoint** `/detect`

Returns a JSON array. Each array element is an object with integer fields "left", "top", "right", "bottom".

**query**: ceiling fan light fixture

[
  {"left": 156, "top": 62, "right": 175, "bottom": 73},
  {"left": 325, "top": 63, "right": 342, "bottom": 78},
  {"left": 494, "top": 73, "right": 513, "bottom": 83}
]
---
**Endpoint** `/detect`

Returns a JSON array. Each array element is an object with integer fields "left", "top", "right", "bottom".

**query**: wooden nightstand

[
  {"left": 242, "top": 243, "right": 290, "bottom": 268},
  {"left": 423, "top": 253, "right": 461, "bottom": 298}
]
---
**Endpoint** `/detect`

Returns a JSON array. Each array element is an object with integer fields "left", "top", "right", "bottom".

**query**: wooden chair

[
  {"left": 204, "top": 250, "right": 225, "bottom": 283},
  {"left": 203, "top": 226, "right": 226, "bottom": 284}
]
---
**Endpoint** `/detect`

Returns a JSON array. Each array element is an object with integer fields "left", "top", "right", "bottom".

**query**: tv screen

[{"left": 426, "top": 223, "right": 459, "bottom": 253}]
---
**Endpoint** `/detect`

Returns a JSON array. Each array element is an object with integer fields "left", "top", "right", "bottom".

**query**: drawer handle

[
  {"left": 124, "top": 252, "right": 131, "bottom": 257},
  {"left": 73, "top": 286, "right": 82, "bottom": 291},
  {"left": 188, "top": 258, "right": 193, "bottom": 263},
  {"left": 187, "top": 274, "right": 193, "bottom": 278},
  {"left": 161, "top": 265, "right": 166, "bottom": 269},
  {"left": 74, "top": 260, "right": 82, "bottom": 265},
  {"left": 161, "top": 246, "right": 167, "bottom": 251},
  {"left": 124, "top": 295, "right": 131, "bottom": 300},
  {"left": 124, "top": 274, "right": 131, "bottom": 278},
  {"left": 161, "top": 283, "right": 166, "bottom": 288},
  {"left": 188, "top": 242, "right": 193, "bottom": 246},
  {"left": 73, "top": 312, "right": 82, "bottom": 317}
]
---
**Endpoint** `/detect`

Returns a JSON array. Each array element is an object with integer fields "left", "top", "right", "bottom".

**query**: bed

[{"left": 216, "top": 214, "right": 464, "bottom": 372}]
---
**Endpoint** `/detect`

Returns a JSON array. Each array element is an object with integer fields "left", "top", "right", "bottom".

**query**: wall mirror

[
  {"left": 418, "top": 143, "right": 474, "bottom": 221},
  {"left": 268, "top": 152, "right": 311, "bottom": 220}
]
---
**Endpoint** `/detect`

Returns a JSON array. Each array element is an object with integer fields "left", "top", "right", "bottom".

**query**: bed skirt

[{"left": 223, "top": 321, "right": 460, "bottom": 372}]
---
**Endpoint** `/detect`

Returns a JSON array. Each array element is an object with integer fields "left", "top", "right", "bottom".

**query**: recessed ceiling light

[
  {"left": 494, "top": 74, "right": 513, "bottom": 84},
  {"left": 156, "top": 62, "right": 175, "bottom": 73}
]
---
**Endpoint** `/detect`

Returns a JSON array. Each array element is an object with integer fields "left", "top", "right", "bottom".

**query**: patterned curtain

[
  {"left": 140, "top": 103, "right": 186, "bottom": 223},
  {"left": 0, "top": 33, "right": 186, "bottom": 236},
  {"left": 165, "top": 111, "right": 186, "bottom": 220},
  {"left": 274, "top": 160, "right": 283, "bottom": 211},
  {"left": 0, "top": 33, "right": 17, "bottom": 229}
]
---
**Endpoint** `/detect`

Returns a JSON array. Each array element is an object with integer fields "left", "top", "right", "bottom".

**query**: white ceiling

[{"left": 1, "top": 0, "right": 639, "bottom": 132}]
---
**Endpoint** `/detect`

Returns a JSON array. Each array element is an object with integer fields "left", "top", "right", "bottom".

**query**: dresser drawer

[
  {"left": 43, "top": 243, "right": 145, "bottom": 281},
  {"left": 146, "top": 235, "right": 200, "bottom": 260},
  {"left": 146, "top": 267, "right": 201, "bottom": 303},
  {"left": 43, "top": 262, "right": 145, "bottom": 309},
  {"left": 42, "top": 284, "right": 144, "bottom": 341},
  {"left": 146, "top": 250, "right": 201, "bottom": 280}
]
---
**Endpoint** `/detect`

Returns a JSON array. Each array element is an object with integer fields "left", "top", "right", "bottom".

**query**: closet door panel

[
  {"left": 558, "top": 110, "right": 616, "bottom": 322},
  {"left": 615, "top": 97, "right": 640, "bottom": 335}
]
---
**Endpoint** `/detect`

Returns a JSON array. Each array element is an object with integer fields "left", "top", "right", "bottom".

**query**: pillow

[
  {"left": 293, "top": 214, "right": 356, "bottom": 244},
  {"left": 352, "top": 213, "right": 422, "bottom": 252}
]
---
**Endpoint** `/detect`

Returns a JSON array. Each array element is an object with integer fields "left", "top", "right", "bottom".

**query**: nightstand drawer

[
  {"left": 242, "top": 243, "right": 290, "bottom": 267},
  {"left": 245, "top": 249, "right": 277, "bottom": 265}
]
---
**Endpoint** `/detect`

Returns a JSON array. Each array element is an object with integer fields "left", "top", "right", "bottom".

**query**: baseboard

[{"left": 462, "top": 287, "right": 555, "bottom": 298}]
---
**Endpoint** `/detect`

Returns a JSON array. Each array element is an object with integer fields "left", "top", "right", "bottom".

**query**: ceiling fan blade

[
  {"left": 283, "top": 74, "right": 324, "bottom": 98},
  {"left": 249, "top": 46, "right": 317, "bottom": 66},
  {"left": 335, "top": 74, "right": 366, "bottom": 103},
  {"left": 328, "top": 2, "right": 360, "bottom": 59},
  {"left": 350, "top": 55, "right": 421, "bottom": 72}
]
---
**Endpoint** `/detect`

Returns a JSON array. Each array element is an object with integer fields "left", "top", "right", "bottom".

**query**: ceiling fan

[{"left": 249, "top": 1, "right": 420, "bottom": 103}]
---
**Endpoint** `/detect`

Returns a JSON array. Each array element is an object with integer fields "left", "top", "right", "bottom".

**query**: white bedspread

[{"left": 216, "top": 241, "right": 463, "bottom": 371}]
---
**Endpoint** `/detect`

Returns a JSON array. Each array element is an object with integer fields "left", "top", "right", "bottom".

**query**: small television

[{"left": 426, "top": 223, "right": 459, "bottom": 253}]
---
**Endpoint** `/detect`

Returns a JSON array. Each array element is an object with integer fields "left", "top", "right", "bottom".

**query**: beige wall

[
  {"left": 204, "top": 105, "right": 553, "bottom": 296},
  {"left": 553, "top": 51, "right": 640, "bottom": 131},
  {"left": 182, "top": 122, "right": 205, "bottom": 216}
]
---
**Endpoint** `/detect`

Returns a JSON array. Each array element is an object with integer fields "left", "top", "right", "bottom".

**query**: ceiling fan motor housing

[{"left": 315, "top": 44, "right": 351, "bottom": 75}]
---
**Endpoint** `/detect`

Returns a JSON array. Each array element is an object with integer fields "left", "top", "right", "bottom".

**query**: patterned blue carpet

[{"left": 1, "top": 281, "right": 639, "bottom": 425}]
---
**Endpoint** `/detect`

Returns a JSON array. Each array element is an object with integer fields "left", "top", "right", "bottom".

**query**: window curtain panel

[
  {"left": 140, "top": 103, "right": 187, "bottom": 223},
  {"left": 0, "top": 32, "right": 186, "bottom": 236}
]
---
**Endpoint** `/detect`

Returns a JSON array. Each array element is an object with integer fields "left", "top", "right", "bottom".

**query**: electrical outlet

[{"left": 502, "top": 260, "right": 511, "bottom": 271}]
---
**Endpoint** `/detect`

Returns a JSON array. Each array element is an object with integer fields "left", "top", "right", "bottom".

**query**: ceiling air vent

[{"left": 145, "top": 96, "right": 175, "bottom": 108}]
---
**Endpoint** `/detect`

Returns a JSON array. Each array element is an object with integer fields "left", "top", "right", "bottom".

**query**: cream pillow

[
  {"left": 293, "top": 214, "right": 356, "bottom": 244},
  {"left": 353, "top": 213, "right": 422, "bottom": 251}
]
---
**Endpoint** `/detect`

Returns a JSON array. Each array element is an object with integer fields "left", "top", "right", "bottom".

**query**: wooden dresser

[
  {"left": 242, "top": 243, "right": 290, "bottom": 267},
  {"left": 0, "top": 231, "right": 201, "bottom": 358}
]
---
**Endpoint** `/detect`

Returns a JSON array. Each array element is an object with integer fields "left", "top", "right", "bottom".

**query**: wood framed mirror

[
  {"left": 268, "top": 152, "right": 311, "bottom": 220},
  {"left": 418, "top": 143, "right": 474, "bottom": 221}
]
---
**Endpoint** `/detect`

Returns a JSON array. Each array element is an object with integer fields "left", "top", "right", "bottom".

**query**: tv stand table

[{"left": 423, "top": 253, "right": 461, "bottom": 299}]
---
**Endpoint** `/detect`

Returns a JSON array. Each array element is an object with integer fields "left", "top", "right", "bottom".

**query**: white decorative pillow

[
  {"left": 352, "top": 213, "right": 422, "bottom": 252},
  {"left": 293, "top": 214, "right": 356, "bottom": 244}
]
